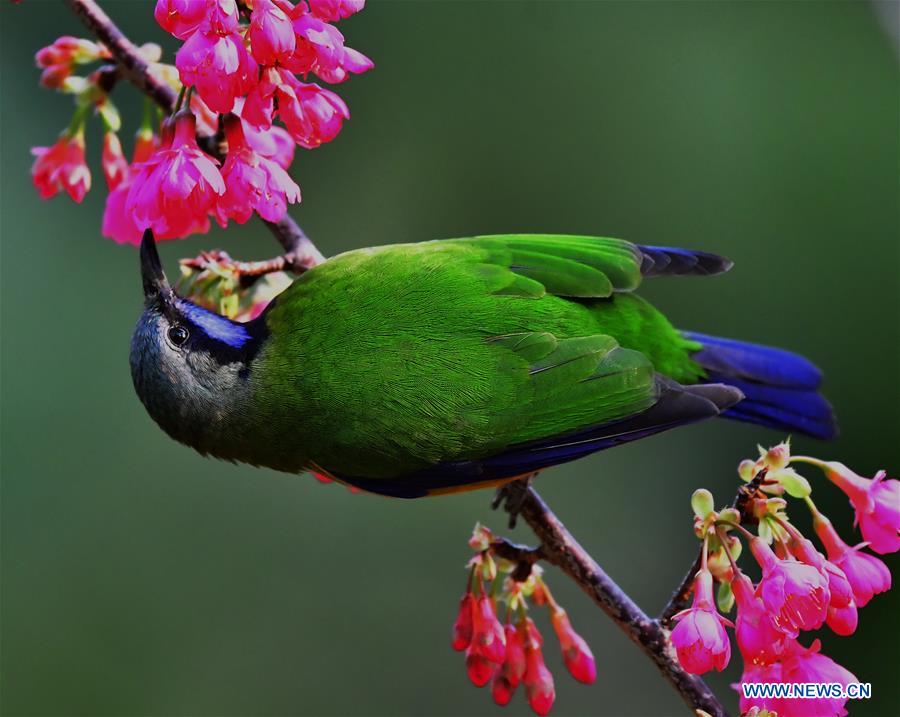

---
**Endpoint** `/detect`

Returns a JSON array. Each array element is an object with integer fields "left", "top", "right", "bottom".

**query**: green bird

[{"left": 131, "top": 230, "right": 835, "bottom": 497}]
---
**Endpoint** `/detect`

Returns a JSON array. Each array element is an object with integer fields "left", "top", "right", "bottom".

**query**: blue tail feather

[{"left": 684, "top": 332, "right": 837, "bottom": 440}]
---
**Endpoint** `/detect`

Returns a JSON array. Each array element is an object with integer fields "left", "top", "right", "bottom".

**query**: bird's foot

[{"left": 491, "top": 473, "right": 538, "bottom": 529}]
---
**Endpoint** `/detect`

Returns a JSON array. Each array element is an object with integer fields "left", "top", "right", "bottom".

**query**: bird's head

[{"left": 130, "top": 230, "right": 263, "bottom": 453}]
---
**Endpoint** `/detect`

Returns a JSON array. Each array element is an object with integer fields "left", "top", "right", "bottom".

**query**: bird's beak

[{"left": 140, "top": 229, "right": 172, "bottom": 302}]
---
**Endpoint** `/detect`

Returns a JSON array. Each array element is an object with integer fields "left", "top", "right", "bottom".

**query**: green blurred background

[{"left": 2, "top": 1, "right": 898, "bottom": 715}]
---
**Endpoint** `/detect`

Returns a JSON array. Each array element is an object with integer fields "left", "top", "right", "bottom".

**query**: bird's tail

[{"left": 682, "top": 332, "right": 838, "bottom": 440}]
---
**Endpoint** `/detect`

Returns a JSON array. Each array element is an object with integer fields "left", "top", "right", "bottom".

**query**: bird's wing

[
  {"left": 264, "top": 235, "right": 736, "bottom": 491},
  {"left": 435, "top": 234, "right": 732, "bottom": 297}
]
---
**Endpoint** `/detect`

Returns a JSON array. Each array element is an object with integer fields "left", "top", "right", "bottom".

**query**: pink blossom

[
  {"left": 176, "top": 21, "right": 257, "bottom": 113},
  {"left": 101, "top": 127, "right": 161, "bottom": 245},
  {"left": 750, "top": 537, "right": 829, "bottom": 635},
  {"left": 284, "top": 9, "right": 372, "bottom": 83},
  {"left": 31, "top": 131, "right": 91, "bottom": 203},
  {"left": 780, "top": 639, "right": 858, "bottom": 717},
  {"left": 731, "top": 572, "right": 787, "bottom": 664},
  {"left": 313, "top": 45, "right": 373, "bottom": 84},
  {"left": 101, "top": 132, "right": 128, "bottom": 190},
  {"left": 814, "top": 515, "right": 892, "bottom": 607},
  {"left": 308, "top": 0, "right": 365, "bottom": 22},
  {"left": 249, "top": 0, "right": 296, "bottom": 65},
  {"left": 285, "top": 11, "right": 343, "bottom": 74},
  {"left": 126, "top": 111, "right": 223, "bottom": 239},
  {"left": 826, "top": 602, "right": 858, "bottom": 636},
  {"left": 825, "top": 464, "right": 900, "bottom": 554},
  {"left": 247, "top": 124, "right": 295, "bottom": 169},
  {"left": 234, "top": 96, "right": 296, "bottom": 168},
  {"left": 241, "top": 66, "right": 280, "bottom": 128},
  {"left": 243, "top": 69, "right": 349, "bottom": 148},
  {"left": 215, "top": 114, "right": 300, "bottom": 225},
  {"left": 670, "top": 570, "right": 732, "bottom": 674},
  {"left": 280, "top": 76, "right": 350, "bottom": 148},
  {"left": 154, "top": 0, "right": 209, "bottom": 39},
  {"left": 789, "top": 536, "right": 854, "bottom": 608},
  {"left": 737, "top": 661, "right": 787, "bottom": 716},
  {"left": 549, "top": 608, "right": 596, "bottom": 684},
  {"left": 204, "top": 0, "right": 241, "bottom": 34},
  {"left": 102, "top": 184, "right": 141, "bottom": 245}
]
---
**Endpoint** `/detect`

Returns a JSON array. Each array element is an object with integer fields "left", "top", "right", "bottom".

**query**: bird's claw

[{"left": 491, "top": 473, "right": 537, "bottom": 529}]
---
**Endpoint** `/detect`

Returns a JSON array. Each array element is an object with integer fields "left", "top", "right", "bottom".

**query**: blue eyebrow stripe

[{"left": 177, "top": 300, "right": 252, "bottom": 349}]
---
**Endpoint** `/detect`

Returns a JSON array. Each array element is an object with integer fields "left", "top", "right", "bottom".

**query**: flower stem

[
  {"left": 715, "top": 527, "right": 741, "bottom": 577},
  {"left": 174, "top": 84, "right": 187, "bottom": 113},
  {"left": 791, "top": 456, "right": 827, "bottom": 470},
  {"left": 804, "top": 495, "right": 823, "bottom": 519},
  {"left": 715, "top": 519, "right": 755, "bottom": 541}
]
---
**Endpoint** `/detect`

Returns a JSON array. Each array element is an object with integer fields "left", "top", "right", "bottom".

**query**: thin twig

[
  {"left": 500, "top": 481, "right": 729, "bottom": 717},
  {"left": 64, "top": 0, "right": 176, "bottom": 110},
  {"left": 659, "top": 468, "right": 768, "bottom": 625},
  {"left": 64, "top": 0, "right": 323, "bottom": 275},
  {"left": 490, "top": 537, "right": 545, "bottom": 581}
]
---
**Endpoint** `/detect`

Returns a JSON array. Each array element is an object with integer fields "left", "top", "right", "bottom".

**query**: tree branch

[
  {"left": 499, "top": 481, "right": 728, "bottom": 717},
  {"left": 64, "top": 0, "right": 324, "bottom": 274}
]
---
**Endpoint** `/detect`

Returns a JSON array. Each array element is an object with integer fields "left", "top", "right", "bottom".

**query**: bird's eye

[{"left": 167, "top": 325, "right": 189, "bottom": 346}]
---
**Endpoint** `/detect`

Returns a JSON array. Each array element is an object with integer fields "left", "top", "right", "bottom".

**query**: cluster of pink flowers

[
  {"left": 451, "top": 525, "right": 596, "bottom": 716},
  {"left": 31, "top": 0, "right": 370, "bottom": 244},
  {"left": 670, "top": 442, "right": 896, "bottom": 717}
]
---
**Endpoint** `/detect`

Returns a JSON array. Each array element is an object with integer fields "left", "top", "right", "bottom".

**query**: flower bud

[
  {"left": 717, "top": 579, "right": 735, "bottom": 613},
  {"left": 550, "top": 608, "right": 597, "bottom": 684},
  {"left": 691, "top": 488, "right": 715, "bottom": 519},
  {"left": 738, "top": 459, "right": 758, "bottom": 482},
  {"left": 670, "top": 570, "right": 732, "bottom": 674},
  {"left": 523, "top": 645, "right": 555, "bottom": 716},
  {"left": 465, "top": 648, "right": 496, "bottom": 687},
  {"left": 719, "top": 508, "right": 741, "bottom": 526},
  {"left": 762, "top": 441, "right": 791, "bottom": 471},
  {"left": 101, "top": 132, "right": 128, "bottom": 191},
  {"left": 823, "top": 465, "right": 900, "bottom": 555},
  {"left": 471, "top": 595, "right": 506, "bottom": 665},
  {"left": 468, "top": 523, "right": 492, "bottom": 552},
  {"left": 749, "top": 537, "right": 829, "bottom": 635},
  {"left": 813, "top": 514, "right": 892, "bottom": 607},
  {"left": 451, "top": 593, "right": 475, "bottom": 651},
  {"left": 503, "top": 623, "right": 527, "bottom": 686},
  {"left": 491, "top": 673, "right": 515, "bottom": 705}
]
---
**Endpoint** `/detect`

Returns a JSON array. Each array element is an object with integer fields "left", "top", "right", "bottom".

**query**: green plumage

[
  {"left": 132, "top": 230, "right": 835, "bottom": 496},
  {"left": 251, "top": 235, "right": 705, "bottom": 479}
]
